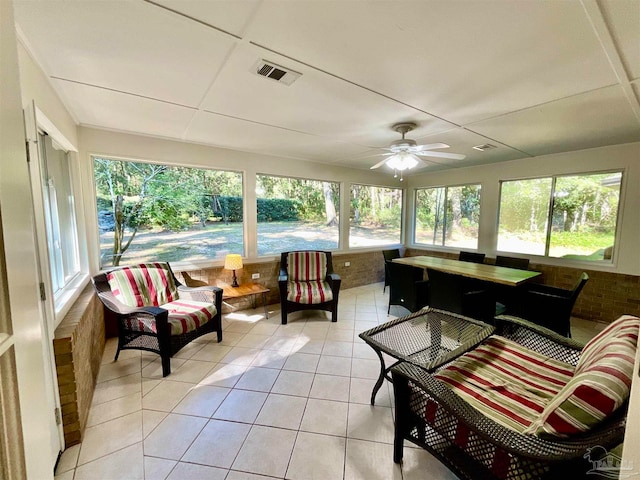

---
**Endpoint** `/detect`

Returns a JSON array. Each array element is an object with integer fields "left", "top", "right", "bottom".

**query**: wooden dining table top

[{"left": 393, "top": 255, "right": 541, "bottom": 287}]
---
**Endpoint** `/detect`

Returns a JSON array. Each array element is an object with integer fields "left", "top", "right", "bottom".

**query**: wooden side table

[{"left": 221, "top": 282, "right": 270, "bottom": 319}]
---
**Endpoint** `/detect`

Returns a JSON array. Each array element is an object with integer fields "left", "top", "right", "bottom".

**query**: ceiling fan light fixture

[{"left": 385, "top": 152, "right": 419, "bottom": 171}]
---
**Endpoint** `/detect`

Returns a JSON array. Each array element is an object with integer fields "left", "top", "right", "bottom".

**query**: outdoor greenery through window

[
  {"left": 349, "top": 184, "right": 402, "bottom": 247},
  {"left": 414, "top": 184, "right": 481, "bottom": 248},
  {"left": 256, "top": 175, "right": 339, "bottom": 255},
  {"left": 498, "top": 171, "right": 622, "bottom": 261},
  {"left": 94, "top": 157, "right": 243, "bottom": 267}
]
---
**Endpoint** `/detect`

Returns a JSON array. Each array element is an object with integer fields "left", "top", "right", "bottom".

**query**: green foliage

[
  {"left": 257, "top": 198, "right": 301, "bottom": 221},
  {"left": 215, "top": 196, "right": 243, "bottom": 222}
]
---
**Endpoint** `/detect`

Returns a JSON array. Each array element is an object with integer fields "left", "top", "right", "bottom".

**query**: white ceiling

[{"left": 13, "top": 0, "right": 640, "bottom": 174}]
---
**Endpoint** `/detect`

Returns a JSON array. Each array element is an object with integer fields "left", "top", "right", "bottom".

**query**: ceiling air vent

[
  {"left": 253, "top": 60, "right": 301, "bottom": 86},
  {"left": 472, "top": 143, "right": 497, "bottom": 152}
]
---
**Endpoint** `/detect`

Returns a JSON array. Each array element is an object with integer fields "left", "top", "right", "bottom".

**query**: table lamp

[{"left": 224, "top": 254, "right": 243, "bottom": 287}]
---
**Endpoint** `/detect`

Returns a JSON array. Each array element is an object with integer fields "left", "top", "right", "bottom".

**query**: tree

[{"left": 323, "top": 182, "right": 338, "bottom": 226}]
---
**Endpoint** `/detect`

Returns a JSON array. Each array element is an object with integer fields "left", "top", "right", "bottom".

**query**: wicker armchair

[
  {"left": 93, "top": 263, "right": 223, "bottom": 377},
  {"left": 392, "top": 315, "right": 632, "bottom": 480},
  {"left": 278, "top": 250, "right": 341, "bottom": 324}
]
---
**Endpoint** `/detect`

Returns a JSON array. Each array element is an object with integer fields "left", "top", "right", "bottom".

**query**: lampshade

[
  {"left": 224, "top": 254, "right": 243, "bottom": 271},
  {"left": 385, "top": 151, "right": 420, "bottom": 171}
]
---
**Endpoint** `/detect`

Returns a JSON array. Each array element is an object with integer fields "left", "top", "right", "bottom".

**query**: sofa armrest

[{"left": 177, "top": 284, "right": 222, "bottom": 304}]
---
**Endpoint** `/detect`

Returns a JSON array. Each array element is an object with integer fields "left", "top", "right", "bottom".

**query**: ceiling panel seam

[
  {"left": 461, "top": 127, "right": 534, "bottom": 158},
  {"left": 248, "top": 41, "right": 461, "bottom": 130},
  {"left": 580, "top": 0, "right": 640, "bottom": 123},
  {"left": 50, "top": 76, "right": 198, "bottom": 110}
]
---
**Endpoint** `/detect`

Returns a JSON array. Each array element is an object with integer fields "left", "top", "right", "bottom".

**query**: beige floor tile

[
  {"left": 54, "top": 471, "right": 74, "bottom": 480},
  {"left": 349, "top": 377, "right": 391, "bottom": 407},
  {"left": 250, "top": 349, "right": 289, "bottom": 369},
  {"left": 142, "top": 377, "right": 162, "bottom": 396},
  {"left": 173, "top": 384, "right": 230, "bottom": 417},
  {"left": 225, "top": 472, "right": 276, "bottom": 480},
  {"left": 401, "top": 446, "right": 460, "bottom": 480},
  {"left": 142, "top": 379, "right": 194, "bottom": 412},
  {"left": 142, "top": 409, "right": 168, "bottom": 438},
  {"left": 182, "top": 418, "right": 251, "bottom": 468},
  {"left": 234, "top": 366, "right": 280, "bottom": 392},
  {"left": 322, "top": 340, "right": 354, "bottom": 357},
  {"left": 317, "top": 355, "right": 352, "bottom": 376},
  {"left": 292, "top": 338, "right": 325, "bottom": 354},
  {"left": 190, "top": 343, "right": 233, "bottom": 362},
  {"left": 224, "top": 320, "right": 256, "bottom": 333},
  {"left": 220, "top": 346, "right": 260, "bottom": 366},
  {"left": 351, "top": 358, "right": 381, "bottom": 380},
  {"left": 165, "top": 462, "right": 227, "bottom": 480},
  {"left": 77, "top": 411, "right": 143, "bottom": 465},
  {"left": 144, "top": 456, "right": 176, "bottom": 480},
  {"left": 141, "top": 357, "right": 186, "bottom": 379},
  {"left": 347, "top": 404, "right": 395, "bottom": 444},
  {"left": 352, "top": 343, "right": 378, "bottom": 360},
  {"left": 165, "top": 359, "right": 217, "bottom": 384},
  {"left": 255, "top": 393, "right": 307, "bottom": 430},
  {"left": 199, "top": 363, "right": 247, "bottom": 388},
  {"left": 273, "top": 323, "right": 306, "bottom": 337},
  {"left": 300, "top": 398, "right": 348, "bottom": 436},
  {"left": 248, "top": 322, "right": 280, "bottom": 336},
  {"left": 286, "top": 431, "right": 346, "bottom": 480},
  {"left": 86, "top": 391, "right": 141, "bottom": 427},
  {"left": 262, "top": 335, "right": 299, "bottom": 352},
  {"left": 97, "top": 357, "right": 142, "bottom": 383},
  {"left": 143, "top": 413, "right": 207, "bottom": 460},
  {"left": 271, "top": 370, "right": 314, "bottom": 397},
  {"left": 283, "top": 352, "right": 320, "bottom": 373},
  {"left": 75, "top": 442, "right": 144, "bottom": 480},
  {"left": 55, "top": 444, "right": 80, "bottom": 474},
  {"left": 231, "top": 425, "right": 297, "bottom": 477},
  {"left": 92, "top": 372, "right": 142, "bottom": 406},
  {"left": 344, "top": 438, "right": 402, "bottom": 480},
  {"left": 236, "top": 333, "right": 272, "bottom": 349},
  {"left": 218, "top": 331, "right": 245, "bottom": 346},
  {"left": 326, "top": 328, "right": 357, "bottom": 342},
  {"left": 310, "top": 373, "right": 350, "bottom": 402},
  {"left": 172, "top": 340, "right": 206, "bottom": 359},
  {"left": 212, "top": 389, "right": 267, "bottom": 423}
]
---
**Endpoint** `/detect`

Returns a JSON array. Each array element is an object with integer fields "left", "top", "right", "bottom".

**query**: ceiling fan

[{"left": 370, "top": 122, "right": 466, "bottom": 180}]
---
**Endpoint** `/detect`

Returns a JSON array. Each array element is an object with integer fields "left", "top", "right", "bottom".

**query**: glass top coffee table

[{"left": 359, "top": 308, "right": 495, "bottom": 405}]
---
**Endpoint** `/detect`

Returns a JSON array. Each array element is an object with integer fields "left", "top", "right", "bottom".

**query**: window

[
  {"left": 414, "top": 184, "right": 481, "bottom": 248},
  {"left": 256, "top": 175, "right": 339, "bottom": 255},
  {"left": 349, "top": 184, "right": 402, "bottom": 248},
  {"left": 94, "top": 157, "right": 243, "bottom": 267},
  {"left": 39, "top": 133, "right": 81, "bottom": 294},
  {"left": 498, "top": 172, "right": 622, "bottom": 261}
]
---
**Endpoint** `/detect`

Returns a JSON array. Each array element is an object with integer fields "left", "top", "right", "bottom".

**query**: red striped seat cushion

[
  {"left": 107, "top": 263, "right": 178, "bottom": 307},
  {"left": 435, "top": 335, "right": 575, "bottom": 433},
  {"left": 287, "top": 252, "right": 327, "bottom": 282},
  {"left": 286, "top": 280, "right": 333, "bottom": 304},
  {"left": 525, "top": 315, "right": 639, "bottom": 437},
  {"left": 124, "top": 300, "right": 216, "bottom": 336}
]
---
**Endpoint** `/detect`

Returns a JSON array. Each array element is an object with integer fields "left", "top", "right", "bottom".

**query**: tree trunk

[{"left": 323, "top": 182, "right": 337, "bottom": 226}]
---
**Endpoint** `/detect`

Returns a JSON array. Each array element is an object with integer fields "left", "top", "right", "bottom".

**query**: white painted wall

[
  {"left": 1, "top": 2, "right": 55, "bottom": 478},
  {"left": 406, "top": 142, "right": 640, "bottom": 276}
]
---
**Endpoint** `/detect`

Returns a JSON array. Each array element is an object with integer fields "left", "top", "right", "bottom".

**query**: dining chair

[
  {"left": 382, "top": 248, "right": 401, "bottom": 293},
  {"left": 495, "top": 255, "right": 530, "bottom": 270},
  {"left": 278, "top": 250, "right": 341, "bottom": 324},
  {"left": 515, "top": 272, "right": 589, "bottom": 337},
  {"left": 458, "top": 251, "right": 486, "bottom": 264},
  {"left": 387, "top": 261, "right": 429, "bottom": 314},
  {"left": 426, "top": 268, "right": 495, "bottom": 324}
]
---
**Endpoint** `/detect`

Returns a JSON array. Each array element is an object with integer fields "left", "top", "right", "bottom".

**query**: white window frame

[{"left": 25, "top": 104, "right": 89, "bottom": 325}]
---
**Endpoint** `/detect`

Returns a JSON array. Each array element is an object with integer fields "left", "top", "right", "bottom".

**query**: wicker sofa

[{"left": 392, "top": 314, "right": 638, "bottom": 480}]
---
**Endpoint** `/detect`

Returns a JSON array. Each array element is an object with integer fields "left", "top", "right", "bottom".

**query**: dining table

[{"left": 393, "top": 255, "right": 541, "bottom": 286}]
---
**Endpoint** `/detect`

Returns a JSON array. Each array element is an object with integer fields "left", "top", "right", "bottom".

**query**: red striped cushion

[
  {"left": 525, "top": 315, "right": 639, "bottom": 437},
  {"left": 107, "top": 263, "right": 178, "bottom": 307},
  {"left": 286, "top": 281, "right": 333, "bottom": 304},
  {"left": 287, "top": 252, "right": 327, "bottom": 282},
  {"left": 435, "top": 335, "right": 575, "bottom": 433},
  {"left": 122, "top": 300, "right": 215, "bottom": 336}
]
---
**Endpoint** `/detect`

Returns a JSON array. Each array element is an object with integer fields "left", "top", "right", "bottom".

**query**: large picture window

[
  {"left": 498, "top": 172, "right": 622, "bottom": 261},
  {"left": 94, "top": 157, "right": 243, "bottom": 267},
  {"left": 414, "top": 184, "right": 481, "bottom": 248},
  {"left": 256, "top": 175, "right": 339, "bottom": 256},
  {"left": 349, "top": 184, "right": 402, "bottom": 248}
]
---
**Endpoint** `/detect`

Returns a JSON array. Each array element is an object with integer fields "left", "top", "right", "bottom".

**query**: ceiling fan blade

[
  {"left": 415, "top": 151, "right": 466, "bottom": 160},
  {"left": 413, "top": 142, "right": 450, "bottom": 152},
  {"left": 370, "top": 158, "right": 390, "bottom": 169}
]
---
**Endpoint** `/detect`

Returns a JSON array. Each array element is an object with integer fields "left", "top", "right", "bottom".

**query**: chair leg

[
  {"left": 331, "top": 305, "right": 338, "bottom": 322},
  {"left": 281, "top": 308, "right": 288, "bottom": 325},
  {"left": 161, "top": 354, "right": 171, "bottom": 377}
]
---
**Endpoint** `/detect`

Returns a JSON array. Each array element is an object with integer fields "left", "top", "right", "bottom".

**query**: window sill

[{"left": 54, "top": 272, "right": 90, "bottom": 327}]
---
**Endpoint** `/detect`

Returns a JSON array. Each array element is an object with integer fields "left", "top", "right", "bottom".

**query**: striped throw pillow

[
  {"left": 525, "top": 315, "right": 639, "bottom": 437},
  {"left": 107, "top": 263, "right": 178, "bottom": 307},
  {"left": 287, "top": 252, "right": 327, "bottom": 282}
]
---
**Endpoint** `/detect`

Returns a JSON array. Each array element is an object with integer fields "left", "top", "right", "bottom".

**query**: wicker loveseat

[
  {"left": 392, "top": 314, "right": 639, "bottom": 480},
  {"left": 93, "top": 262, "right": 223, "bottom": 377}
]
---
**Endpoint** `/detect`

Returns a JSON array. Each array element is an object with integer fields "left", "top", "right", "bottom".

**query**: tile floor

[{"left": 54, "top": 282, "right": 603, "bottom": 480}]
